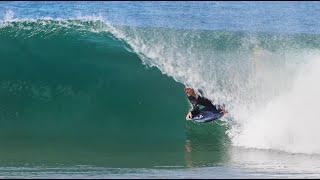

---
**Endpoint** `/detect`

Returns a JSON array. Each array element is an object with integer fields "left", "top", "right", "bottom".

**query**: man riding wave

[{"left": 184, "top": 87, "right": 227, "bottom": 120}]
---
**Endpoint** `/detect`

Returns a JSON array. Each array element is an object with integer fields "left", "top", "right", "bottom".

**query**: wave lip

[
  {"left": 2, "top": 16, "right": 320, "bottom": 155},
  {"left": 0, "top": 19, "right": 188, "bottom": 142}
]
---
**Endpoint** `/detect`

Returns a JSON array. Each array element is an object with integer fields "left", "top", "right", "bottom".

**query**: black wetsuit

[{"left": 187, "top": 95, "right": 220, "bottom": 116}]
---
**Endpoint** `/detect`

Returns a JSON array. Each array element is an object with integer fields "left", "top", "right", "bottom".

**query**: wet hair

[{"left": 184, "top": 87, "right": 197, "bottom": 97}]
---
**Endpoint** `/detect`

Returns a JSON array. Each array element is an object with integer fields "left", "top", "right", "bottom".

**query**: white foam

[
  {"left": 231, "top": 53, "right": 320, "bottom": 154},
  {"left": 2, "top": 12, "right": 320, "bottom": 154},
  {"left": 99, "top": 21, "right": 320, "bottom": 154},
  {"left": 3, "top": 10, "right": 14, "bottom": 22}
]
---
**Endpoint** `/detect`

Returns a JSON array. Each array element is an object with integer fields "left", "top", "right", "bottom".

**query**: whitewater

[{"left": 1, "top": 2, "right": 320, "bottom": 178}]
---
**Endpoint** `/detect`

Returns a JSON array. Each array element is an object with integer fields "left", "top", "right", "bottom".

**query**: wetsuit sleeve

[
  {"left": 190, "top": 104, "right": 200, "bottom": 116},
  {"left": 187, "top": 96, "right": 200, "bottom": 116}
]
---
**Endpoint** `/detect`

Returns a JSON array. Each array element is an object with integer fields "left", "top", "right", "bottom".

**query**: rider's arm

[
  {"left": 187, "top": 95, "right": 201, "bottom": 116},
  {"left": 190, "top": 104, "right": 200, "bottom": 116}
]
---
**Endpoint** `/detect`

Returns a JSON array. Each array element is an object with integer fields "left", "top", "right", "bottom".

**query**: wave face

[
  {"left": 0, "top": 20, "right": 190, "bottom": 142},
  {"left": 0, "top": 19, "right": 232, "bottom": 167},
  {"left": 1, "top": 16, "right": 320, "bottom": 157},
  {"left": 101, "top": 21, "right": 320, "bottom": 154}
]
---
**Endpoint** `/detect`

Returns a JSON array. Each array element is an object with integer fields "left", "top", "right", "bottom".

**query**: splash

[
  {"left": 1, "top": 14, "right": 320, "bottom": 154},
  {"left": 99, "top": 19, "right": 320, "bottom": 154},
  {"left": 231, "top": 53, "right": 320, "bottom": 154}
]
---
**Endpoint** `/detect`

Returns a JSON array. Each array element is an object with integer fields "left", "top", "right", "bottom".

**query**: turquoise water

[{"left": 1, "top": 2, "right": 320, "bottom": 178}]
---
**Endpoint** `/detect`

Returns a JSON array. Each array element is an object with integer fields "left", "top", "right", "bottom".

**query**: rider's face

[{"left": 185, "top": 88, "right": 196, "bottom": 97}]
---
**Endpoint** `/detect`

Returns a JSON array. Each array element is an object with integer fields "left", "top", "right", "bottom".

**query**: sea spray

[
  {"left": 232, "top": 52, "right": 320, "bottom": 154},
  {"left": 1, "top": 17, "right": 320, "bottom": 154},
  {"left": 100, "top": 20, "right": 320, "bottom": 154}
]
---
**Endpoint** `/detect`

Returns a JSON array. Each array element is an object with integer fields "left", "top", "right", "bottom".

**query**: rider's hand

[
  {"left": 186, "top": 112, "right": 192, "bottom": 120},
  {"left": 220, "top": 109, "right": 228, "bottom": 114}
]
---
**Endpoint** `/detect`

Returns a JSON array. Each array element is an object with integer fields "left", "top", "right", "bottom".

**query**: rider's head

[{"left": 184, "top": 87, "right": 197, "bottom": 97}]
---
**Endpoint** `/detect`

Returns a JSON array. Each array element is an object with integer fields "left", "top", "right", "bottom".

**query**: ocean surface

[{"left": 1, "top": 1, "right": 320, "bottom": 178}]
